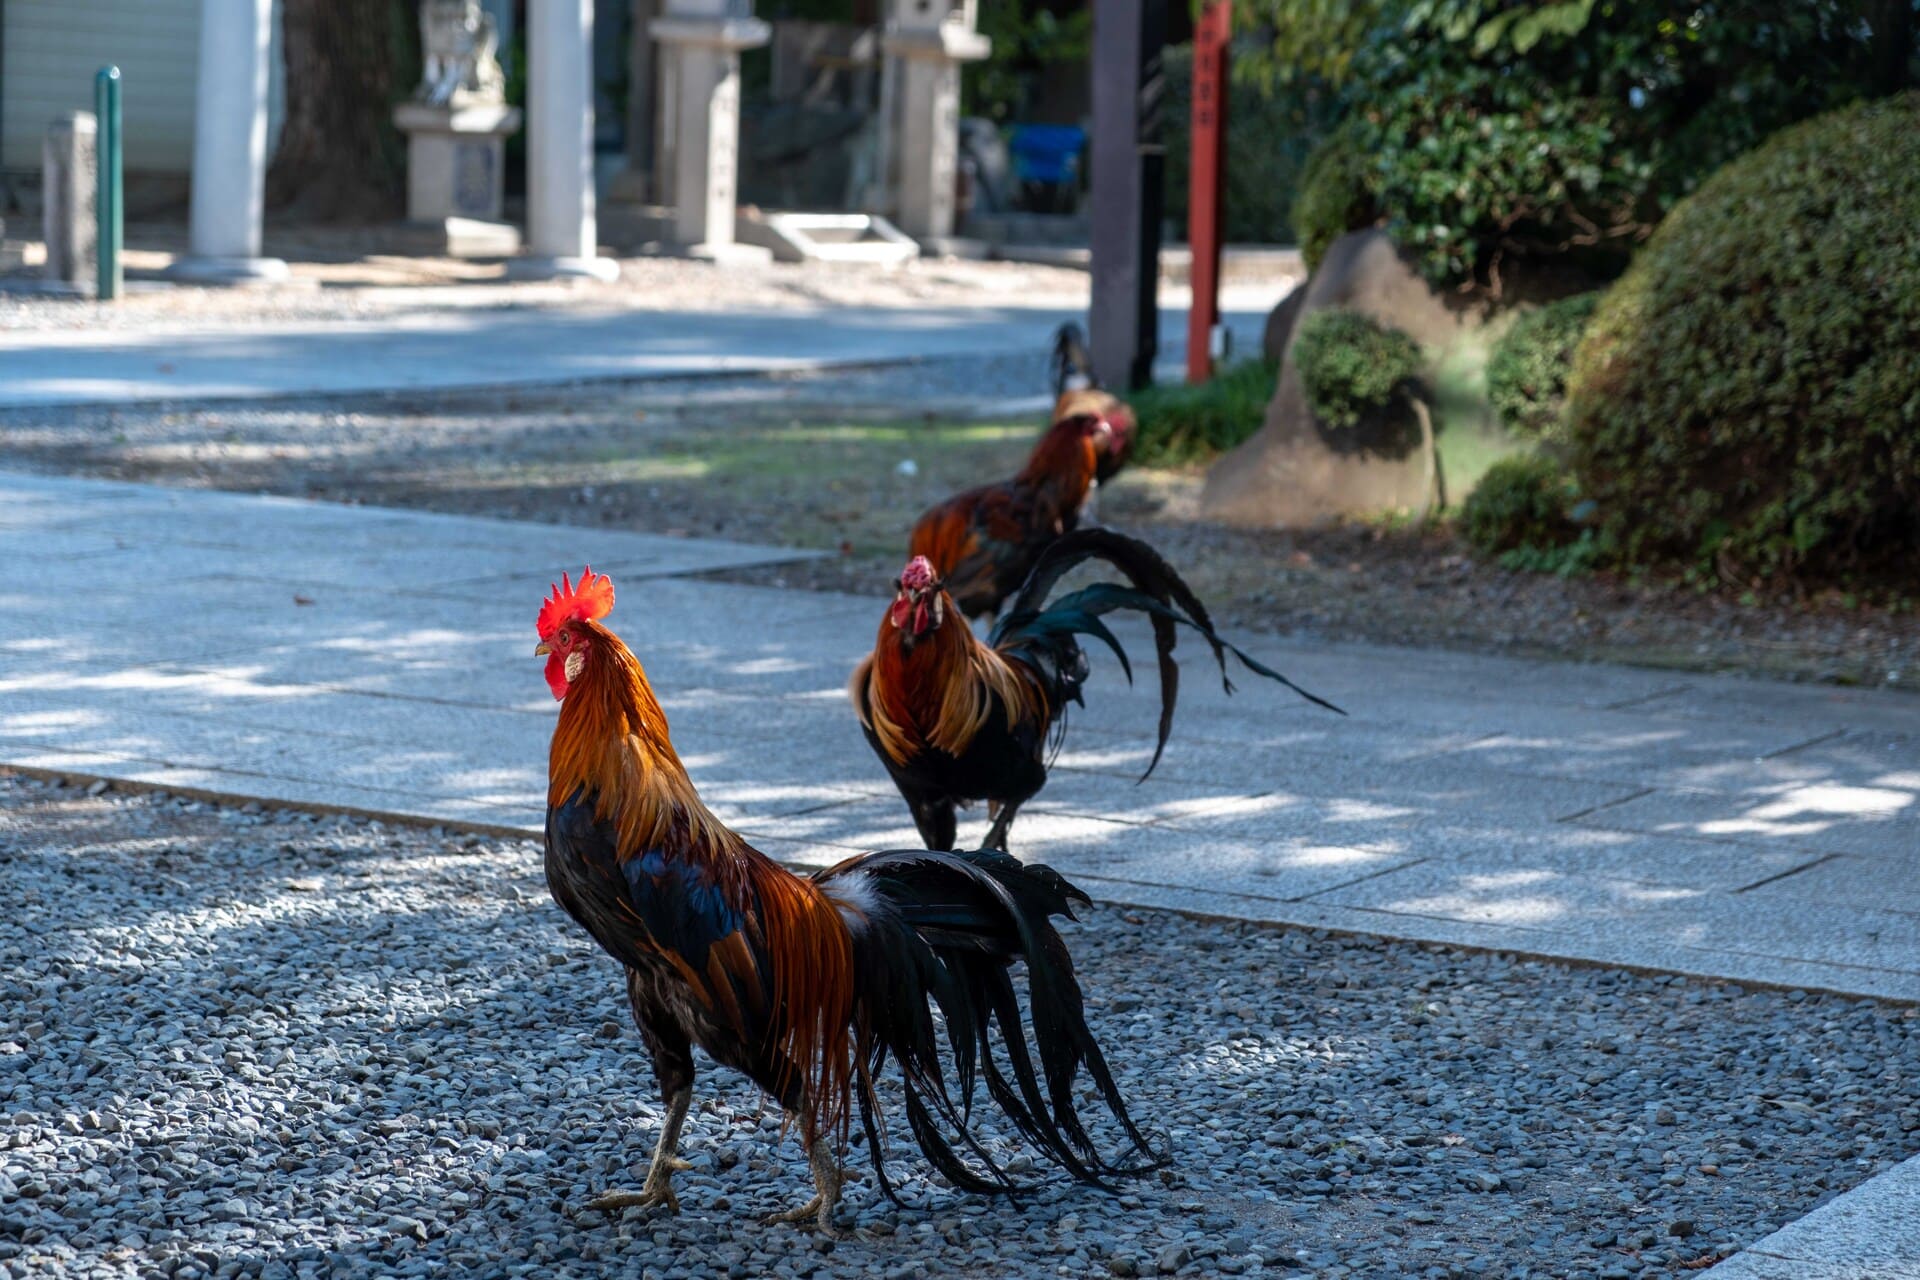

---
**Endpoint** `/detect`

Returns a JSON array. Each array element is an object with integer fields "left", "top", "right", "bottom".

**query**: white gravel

[{"left": 2, "top": 771, "right": 1916, "bottom": 1280}]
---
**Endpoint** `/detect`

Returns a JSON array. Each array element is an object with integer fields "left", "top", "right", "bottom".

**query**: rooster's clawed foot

[
  {"left": 761, "top": 1135, "right": 843, "bottom": 1236},
  {"left": 584, "top": 1155, "right": 692, "bottom": 1216}
]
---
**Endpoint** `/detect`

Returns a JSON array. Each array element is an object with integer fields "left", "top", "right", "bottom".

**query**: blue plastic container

[{"left": 1009, "top": 124, "right": 1087, "bottom": 185}]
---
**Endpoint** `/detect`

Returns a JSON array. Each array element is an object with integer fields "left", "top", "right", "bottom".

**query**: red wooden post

[{"left": 1186, "top": 0, "right": 1230, "bottom": 383}]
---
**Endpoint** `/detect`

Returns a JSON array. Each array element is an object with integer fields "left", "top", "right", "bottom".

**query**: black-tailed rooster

[
  {"left": 534, "top": 568, "right": 1157, "bottom": 1234},
  {"left": 908, "top": 324, "right": 1138, "bottom": 621},
  {"left": 851, "top": 529, "right": 1341, "bottom": 853}
]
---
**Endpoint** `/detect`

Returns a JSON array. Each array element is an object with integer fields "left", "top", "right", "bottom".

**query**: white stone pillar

[
  {"left": 43, "top": 113, "right": 98, "bottom": 291},
  {"left": 883, "top": 1, "right": 988, "bottom": 247},
  {"left": 511, "top": 0, "right": 620, "bottom": 280},
  {"left": 651, "top": 2, "right": 770, "bottom": 262},
  {"left": 169, "top": 0, "right": 288, "bottom": 284}
]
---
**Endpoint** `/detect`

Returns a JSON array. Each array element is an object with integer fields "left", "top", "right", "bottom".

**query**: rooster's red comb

[
  {"left": 537, "top": 566, "right": 615, "bottom": 639},
  {"left": 899, "top": 555, "right": 939, "bottom": 592}
]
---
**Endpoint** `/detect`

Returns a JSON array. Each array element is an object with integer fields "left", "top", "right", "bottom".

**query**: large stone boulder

[
  {"left": 1204, "top": 229, "right": 1466, "bottom": 526},
  {"left": 1261, "top": 281, "right": 1307, "bottom": 363}
]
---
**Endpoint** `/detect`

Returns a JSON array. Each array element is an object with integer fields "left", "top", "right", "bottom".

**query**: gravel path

[
  {"left": 4, "top": 772, "right": 1915, "bottom": 1280},
  {"left": 0, "top": 249, "right": 1095, "bottom": 334}
]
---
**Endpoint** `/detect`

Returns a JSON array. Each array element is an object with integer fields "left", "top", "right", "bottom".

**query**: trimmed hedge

[
  {"left": 1485, "top": 292, "right": 1600, "bottom": 443},
  {"left": 1459, "top": 454, "right": 1575, "bottom": 556},
  {"left": 1246, "top": 0, "right": 1900, "bottom": 290},
  {"left": 1292, "top": 120, "right": 1378, "bottom": 271},
  {"left": 1294, "top": 310, "right": 1424, "bottom": 430},
  {"left": 1565, "top": 91, "right": 1920, "bottom": 587}
]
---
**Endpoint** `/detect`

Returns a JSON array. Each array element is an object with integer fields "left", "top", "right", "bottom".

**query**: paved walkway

[
  {"left": 0, "top": 298, "right": 1266, "bottom": 408},
  {"left": 5, "top": 470, "right": 1916, "bottom": 1004}
]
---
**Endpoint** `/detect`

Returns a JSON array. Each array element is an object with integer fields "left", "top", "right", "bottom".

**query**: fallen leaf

[{"left": 1679, "top": 1254, "right": 1729, "bottom": 1270}]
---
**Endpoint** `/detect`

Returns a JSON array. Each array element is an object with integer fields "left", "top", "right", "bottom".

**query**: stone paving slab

[
  {"left": 1705, "top": 1153, "right": 1920, "bottom": 1279},
  {"left": 1574, "top": 784, "right": 1918, "bottom": 859},
  {"left": 5, "top": 470, "right": 1920, "bottom": 1010}
]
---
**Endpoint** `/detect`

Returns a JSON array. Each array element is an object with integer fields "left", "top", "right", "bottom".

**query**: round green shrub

[
  {"left": 1292, "top": 120, "right": 1378, "bottom": 271},
  {"left": 1458, "top": 454, "right": 1575, "bottom": 556},
  {"left": 1293, "top": 309, "right": 1424, "bottom": 430},
  {"left": 1566, "top": 91, "right": 1920, "bottom": 587},
  {"left": 1485, "top": 292, "right": 1600, "bottom": 443}
]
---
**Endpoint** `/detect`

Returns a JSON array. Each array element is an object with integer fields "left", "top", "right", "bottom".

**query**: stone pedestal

[
  {"left": 43, "top": 113, "right": 98, "bottom": 293},
  {"left": 650, "top": 10, "right": 772, "bottom": 263},
  {"left": 393, "top": 101, "right": 523, "bottom": 257},
  {"left": 170, "top": 0, "right": 288, "bottom": 285},
  {"left": 882, "top": 10, "right": 989, "bottom": 245},
  {"left": 513, "top": 0, "right": 619, "bottom": 281}
]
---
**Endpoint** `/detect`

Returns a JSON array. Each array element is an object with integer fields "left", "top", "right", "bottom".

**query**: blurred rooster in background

[
  {"left": 1048, "top": 321, "right": 1134, "bottom": 485},
  {"left": 535, "top": 568, "right": 1158, "bottom": 1234},
  {"left": 908, "top": 324, "right": 1138, "bottom": 621},
  {"left": 852, "top": 530, "right": 1341, "bottom": 853}
]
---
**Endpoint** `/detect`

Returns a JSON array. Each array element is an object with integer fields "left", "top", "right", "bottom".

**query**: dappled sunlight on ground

[{"left": 1375, "top": 870, "right": 1704, "bottom": 929}]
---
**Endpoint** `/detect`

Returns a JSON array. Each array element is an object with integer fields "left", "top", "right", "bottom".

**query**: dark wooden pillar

[{"left": 1088, "top": 0, "right": 1168, "bottom": 392}]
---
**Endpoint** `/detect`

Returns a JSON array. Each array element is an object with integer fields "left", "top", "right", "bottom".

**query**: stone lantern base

[{"left": 392, "top": 101, "right": 523, "bottom": 257}]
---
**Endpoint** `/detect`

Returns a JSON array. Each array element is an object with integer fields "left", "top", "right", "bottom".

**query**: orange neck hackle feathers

[
  {"left": 538, "top": 575, "right": 856, "bottom": 1141},
  {"left": 1018, "top": 413, "right": 1107, "bottom": 494},
  {"left": 853, "top": 562, "right": 1046, "bottom": 767}
]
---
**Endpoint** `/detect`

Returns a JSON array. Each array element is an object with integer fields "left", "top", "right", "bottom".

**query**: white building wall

[{"left": 2, "top": 0, "right": 283, "bottom": 174}]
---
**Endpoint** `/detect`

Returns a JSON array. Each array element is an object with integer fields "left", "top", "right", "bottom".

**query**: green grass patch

[
  {"left": 1130, "top": 360, "right": 1277, "bottom": 466},
  {"left": 546, "top": 416, "right": 1037, "bottom": 556},
  {"left": 1428, "top": 333, "right": 1527, "bottom": 502}
]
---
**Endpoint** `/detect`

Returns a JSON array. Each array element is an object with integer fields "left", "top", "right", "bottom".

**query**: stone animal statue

[{"left": 418, "top": 0, "right": 506, "bottom": 107}]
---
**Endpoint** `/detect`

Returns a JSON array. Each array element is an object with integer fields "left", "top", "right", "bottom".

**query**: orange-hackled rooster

[
  {"left": 907, "top": 324, "right": 1138, "bottom": 621},
  {"left": 1049, "top": 321, "right": 1135, "bottom": 486},
  {"left": 852, "top": 529, "right": 1342, "bottom": 854},
  {"left": 534, "top": 568, "right": 1158, "bottom": 1234}
]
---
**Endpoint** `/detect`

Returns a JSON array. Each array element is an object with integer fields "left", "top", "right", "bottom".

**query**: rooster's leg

[
  {"left": 982, "top": 799, "right": 1024, "bottom": 852},
  {"left": 584, "top": 1086, "right": 693, "bottom": 1214},
  {"left": 907, "top": 794, "right": 958, "bottom": 852},
  {"left": 762, "top": 1107, "right": 843, "bottom": 1236}
]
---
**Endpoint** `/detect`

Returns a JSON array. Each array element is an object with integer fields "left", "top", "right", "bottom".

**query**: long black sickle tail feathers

[
  {"left": 990, "top": 527, "right": 1344, "bottom": 779},
  {"left": 817, "top": 848, "right": 1162, "bottom": 1201},
  {"left": 1050, "top": 322, "right": 1097, "bottom": 397}
]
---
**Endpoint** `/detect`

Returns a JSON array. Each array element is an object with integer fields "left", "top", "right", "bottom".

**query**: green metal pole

[{"left": 95, "top": 66, "right": 122, "bottom": 301}]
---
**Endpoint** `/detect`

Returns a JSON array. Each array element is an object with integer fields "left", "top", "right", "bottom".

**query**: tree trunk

[{"left": 267, "top": 0, "right": 418, "bottom": 221}]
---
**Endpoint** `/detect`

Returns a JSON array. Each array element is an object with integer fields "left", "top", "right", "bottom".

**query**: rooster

[
  {"left": 534, "top": 568, "right": 1158, "bottom": 1234},
  {"left": 1048, "top": 321, "right": 1135, "bottom": 486},
  {"left": 851, "top": 529, "right": 1342, "bottom": 853},
  {"left": 908, "top": 324, "right": 1138, "bottom": 621}
]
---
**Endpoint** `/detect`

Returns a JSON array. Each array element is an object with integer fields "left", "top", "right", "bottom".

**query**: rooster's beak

[{"left": 533, "top": 641, "right": 552, "bottom": 657}]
